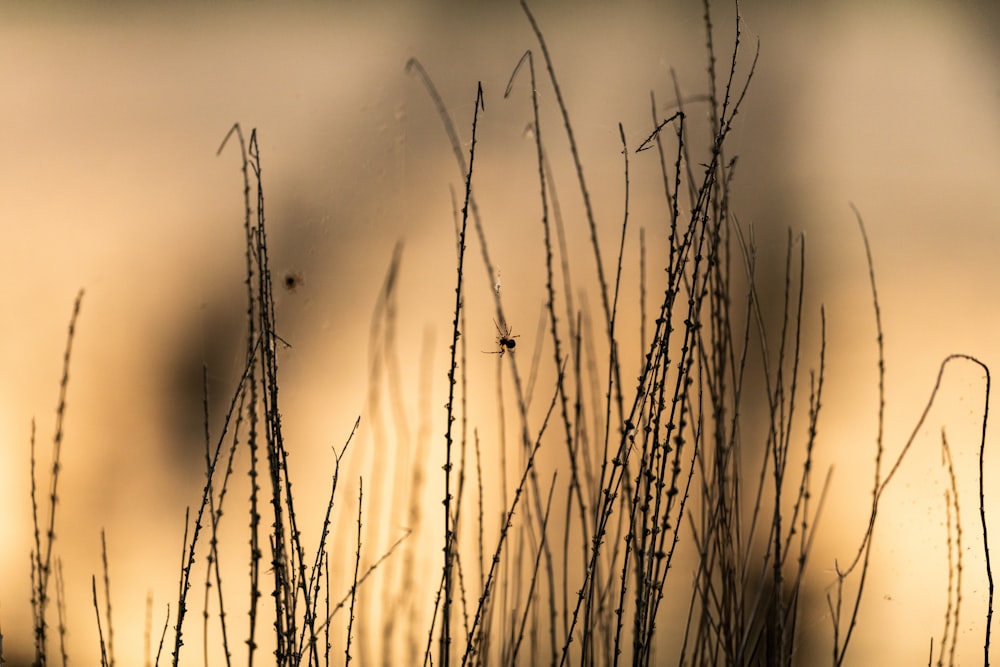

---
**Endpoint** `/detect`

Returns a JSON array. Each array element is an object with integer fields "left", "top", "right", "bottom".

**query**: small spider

[{"left": 486, "top": 319, "right": 519, "bottom": 356}]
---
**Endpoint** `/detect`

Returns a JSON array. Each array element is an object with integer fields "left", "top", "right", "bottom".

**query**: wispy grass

[{"left": 7, "top": 2, "right": 995, "bottom": 666}]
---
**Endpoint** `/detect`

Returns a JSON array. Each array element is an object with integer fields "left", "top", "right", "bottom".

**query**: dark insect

[
  {"left": 487, "top": 319, "right": 519, "bottom": 356},
  {"left": 283, "top": 271, "right": 303, "bottom": 292}
]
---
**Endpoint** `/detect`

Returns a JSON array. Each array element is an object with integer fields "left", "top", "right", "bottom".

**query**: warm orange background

[{"left": 1, "top": 2, "right": 999, "bottom": 664}]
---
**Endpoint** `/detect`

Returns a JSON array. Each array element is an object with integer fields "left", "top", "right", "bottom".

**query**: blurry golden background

[{"left": 1, "top": 1, "right": 999, "bottom": 664}]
